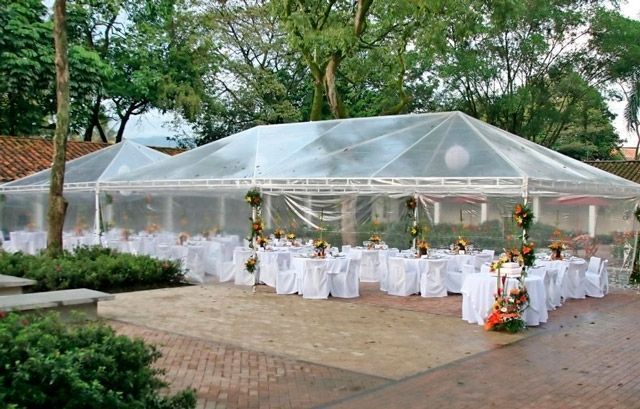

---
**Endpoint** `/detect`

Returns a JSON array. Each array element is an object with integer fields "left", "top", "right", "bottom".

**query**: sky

[{"left": 116, "top": 1, "right": 639, "bottom": 148}]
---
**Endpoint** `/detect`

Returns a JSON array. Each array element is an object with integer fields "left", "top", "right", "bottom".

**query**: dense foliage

[
  {"left": 0, "top": 312, "right": 196, "bottom": 409},
  {"left": 1, "top": 0, "right": 638, "bottom": 159},
  {"left": 0, "top": 246, "right": 184, "bottom": 292}
]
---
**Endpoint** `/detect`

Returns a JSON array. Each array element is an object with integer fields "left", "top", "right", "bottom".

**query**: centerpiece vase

[{"left": 419, "top": 247, "right": 428, "bottom": 256}]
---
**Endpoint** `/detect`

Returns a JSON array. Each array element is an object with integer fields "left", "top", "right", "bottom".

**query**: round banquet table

[{"left": 461, "top": 273, "right": 548, "bottom": 326}]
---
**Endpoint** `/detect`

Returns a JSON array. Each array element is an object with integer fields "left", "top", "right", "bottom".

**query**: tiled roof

[
  {"left": 585, "top": 160, "right": 640, "bottom": 184},
  {"left": 0, "top": 136, "right": 183, "bottom": 183}
]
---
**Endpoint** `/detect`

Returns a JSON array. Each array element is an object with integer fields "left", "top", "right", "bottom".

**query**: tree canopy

[{"left": 0, "top": 0, "right": 638, "bottom": 160}]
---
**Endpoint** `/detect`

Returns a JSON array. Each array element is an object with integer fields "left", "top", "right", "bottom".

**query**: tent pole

[{"left": 94, "top": 186, "right": 101, "bottom": 246}]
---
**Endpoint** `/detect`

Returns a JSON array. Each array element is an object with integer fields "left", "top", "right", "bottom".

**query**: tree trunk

[
  {"left": 324, "top": 54, "right": 346, "bottom": 118},
  {"left": 83, "top": 96, "right": 108, "bottom": 142},
  {"left": 115, "top": 108, "right": 133, "bottom": 143},
  {"left": 47, "top": 0, "right": 70, "bottom": 258},
  {"left": 310, "top": 77, "right": 324, "bottom": 121}
]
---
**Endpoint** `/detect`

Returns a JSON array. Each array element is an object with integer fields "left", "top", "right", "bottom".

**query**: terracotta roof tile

[
  {"left": 585, "top": 160, "right": 640, "bottom": 184},
  {"left": 0, "top": 136, "right": 182, "bottom": 183}
]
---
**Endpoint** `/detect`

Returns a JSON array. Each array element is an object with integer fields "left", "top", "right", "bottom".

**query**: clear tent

[
  {"left": 93, "top": 112, "right": 640, "bottom": 271},
  {"left": 0, "top": 140, "right": 169, "bottom": 236}
]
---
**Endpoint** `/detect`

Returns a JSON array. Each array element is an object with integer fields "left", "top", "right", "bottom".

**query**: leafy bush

[
  {"left": 0, "top": 312, "right": 196, "bottom": 409},
  {"left": 0, "top": 246, "right": 184, "bottom": 292}
]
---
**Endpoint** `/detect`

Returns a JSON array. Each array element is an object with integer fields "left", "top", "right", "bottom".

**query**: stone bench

[
  {"left": 0, "top": 274, "right": 37, "bottom": 296},
  {"left": 0, "top": 288, "right": 114, "bottom": 320}
]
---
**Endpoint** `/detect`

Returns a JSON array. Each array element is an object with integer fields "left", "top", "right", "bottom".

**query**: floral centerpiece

[
  {"left": 513, "top": 202, "right": 533, "bottom": 230},
  {"left": 484, "top": 287, "right": 529, "bottom": 333},
  {"left": 178, "top": 232, "right": 190, "bottom": 245},
  {"left": 314, "top": 239, "right": 330, "bottom": 257},
  {"left": 245, "top": 255, "right": 258, "bottom": 273},
  {"left": 257, "top": 236, "right": 269, "bottom": 249},
  {"left": 549, "top": 241, "right": 566, "bottom": 260},
  {"left": 455, "top": 236, "right": 468, "bottom": 253},
  {"left": 417, "top": 240, "right": 429, "bottom": 256},
  {"left": 273, "top": 228, "right": 285, "bottom": 240},
  {"left": 369, "top": 234, "right": 382, "bottom": 244},
  {"left": 146, "top": 223, "right": 160, "bottom": 234},
  {"left": 245, "top": 188, "right": 262, "bottom": 208},
  {"left": 286, "top": 232, "right": 296, "bottom": 241}
]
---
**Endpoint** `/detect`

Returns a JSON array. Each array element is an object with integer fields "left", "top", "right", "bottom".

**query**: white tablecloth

[
  {"left": 290, "top": 256, "right": 349, "bottom": 297},
  {"left": 461, "top": 273, "right": 548, "bottom": 326}
]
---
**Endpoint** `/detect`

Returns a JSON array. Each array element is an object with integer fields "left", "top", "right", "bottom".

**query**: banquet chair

[
  {"left": 563, "top": 260, "right": 587, "bottom": 299},
  {"left": 446, "top": 262, "right": 471, "bottom": 293},
  {"left": 359, "top": 251, "right": 381, "bottom": 282},
  {"left": 473, "top": 253, "right": 493, "bottom": 273},
  {"left": 528, "top": 265, "right": 560, "bottom": 310},
  {"left": 586, "top": 256, "right": 602, "bottom": 277},
  {"left": 341, "top": 245, "right": 352, "bottom": 255},
  {"left": 481, "top": 249, "right": 495, "bottom": 258},
  {"left": 301, "top": 259, "right": 330, "bottom": 299},
  {"left": 586, "top": 259, "right": 608, "bottom": 298},
  {"left": 330, "top": 259, "right": 360, "bottom": 298},
  {"left": 386, "top": 258, "right": 419, "bottom": 296},
  {"left": 420, "top": 258, "right": 448, "bottom": 297},
  {"left": 233, "top": 248, "right": 255, "bottom": 286},
  {"left": 276, "top": 267, "right": 298, "bottom": 295}
]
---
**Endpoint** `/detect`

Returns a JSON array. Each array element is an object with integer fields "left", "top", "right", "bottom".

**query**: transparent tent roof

[
  {"left": 98, "top": 111, "right": 640, "bottom": 197},
  {"left": 1, "top": 140, "right": 169, "bottom": 192}
]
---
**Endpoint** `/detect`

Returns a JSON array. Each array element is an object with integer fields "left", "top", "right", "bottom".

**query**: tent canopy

[
  {"left": 101, "top": 112, "right": 640, "bottom": 197},
  {"left": 0, "top": 140, "right": 169, "bottom": 192}
]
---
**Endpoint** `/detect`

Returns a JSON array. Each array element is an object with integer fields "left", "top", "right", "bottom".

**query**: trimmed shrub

[
  {"left": 0, "top": 312, "right": 196, "bottom": 409},
  {"left": 0, "top": 246, "right": 184, "bottom": 292}
]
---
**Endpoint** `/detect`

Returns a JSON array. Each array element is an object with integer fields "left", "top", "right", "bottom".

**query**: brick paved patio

[{"left": 103, "top": 284, "right": 640, "bottom": 408}]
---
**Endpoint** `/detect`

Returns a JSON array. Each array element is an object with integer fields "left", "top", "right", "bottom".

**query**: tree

[
  {"left": 590, "top": 10, "right": 640, "bottom": 158},
  {"left": 0, "top": 0, "right": 54, "bottom": 135},
  {"left": 47, "top": 0, "right": 70, "bottom": 257},
  {"left": 272, "top": 0, "right": 421, "bottom": 120},
  {"left": 421, "top": 0, "right": 623, "bottom": 159}
]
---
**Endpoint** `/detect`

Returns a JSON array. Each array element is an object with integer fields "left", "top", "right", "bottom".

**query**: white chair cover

[
  {"left": 481, "top": 249, "right": 495, "bottom": 258},
  {"left": 563, "top": 260, "right": 587, "bottom": 299},
  {"left": 301, "top": 259, "right": 330, "bottom": 299},
  {"left": 586, "top": 259, "right": 608, "bottom": 298},
  {"left": 233, "top": 248, "right": 255, "bottom": 286},
  {"left": 330, "top": 259, "right": 360, "bottom": 298},
  {"left": 359, "top": 251, "right": 381, "bottom": 282},
  {"left": 420, "top": 258, "right": 448, "bottom": 297},
  {"left": 473, "top": 253, "right": 493, "bottom": 272},
  {"left": 258, "top": 251, "right": 290, "bottom": 288},
  {"left": 276, "top": 268, "right": 298, "bottom": 295},
  {"left": 446, "top": 262, "right": 470, "bottom": 293},
  {"left": 586, "top": 256, "right": 602, "bottom": 276},
  {"left": 386, "top": 258, "right": 419, "bottom": 296}
]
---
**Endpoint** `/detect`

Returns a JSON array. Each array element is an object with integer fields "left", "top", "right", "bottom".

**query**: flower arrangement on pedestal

[
  {"left": 314, "top": 239, "right": 330, "bottom": 257},
  {"left": 513, "top": 202, "right": 533, "bottom": 230},
  {"left": 417, "top": 240, "right": 429, "bottom": 256},
  {"left": 245, "top": 188, "right": 262, "bottom": 208},
  {"left": 408, "top": 224, "right": 420, "bottom": 239},
  {"left": 485, "top": 202, "right": 535, "bottom": 333},
  {"left": 245, "top": 255, "right": 258, "bottom": 273},
  {"left": 250, "top": 217, "right": 264, "bottom": 238},
  {"left": 484, "top": 287, "right": 529, "bottom": 333},
  {"left": 273, "top": 228, "right": 285, "bottom": 239},
  {"left": 405, "top": 197, "right": 417, "bottom": 211}
]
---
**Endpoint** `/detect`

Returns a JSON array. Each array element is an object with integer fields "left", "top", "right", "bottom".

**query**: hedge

[
  {"left": 0, "top": 246, "right": 185, "bottom": 292},
  {"left": 0, "top": 312, "right": 196, "bottom": 409}
]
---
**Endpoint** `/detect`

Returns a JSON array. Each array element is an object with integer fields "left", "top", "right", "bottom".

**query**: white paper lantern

[{"left": 444, "top": 145, "right": 470, "bottom": 171}]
